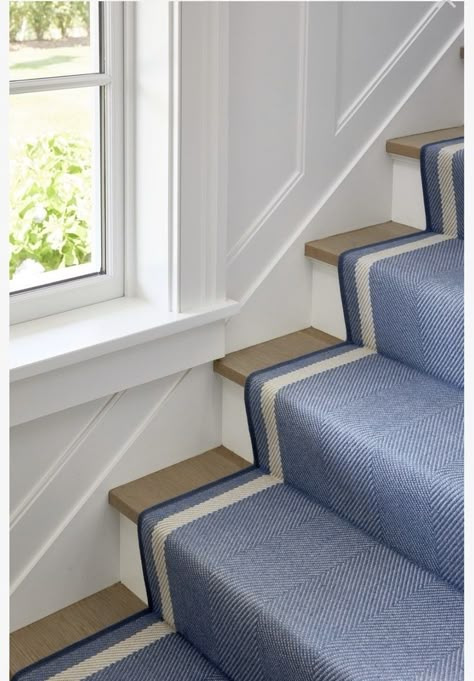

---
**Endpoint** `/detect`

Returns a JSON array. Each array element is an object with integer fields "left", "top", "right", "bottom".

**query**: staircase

[{"left": 11, "top": 126, "right": 464, "bottom": 680}]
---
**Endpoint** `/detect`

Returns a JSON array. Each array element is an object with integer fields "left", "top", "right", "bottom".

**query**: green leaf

[{"left": 9, "top": 132, "right": 93, "bottom": 278}]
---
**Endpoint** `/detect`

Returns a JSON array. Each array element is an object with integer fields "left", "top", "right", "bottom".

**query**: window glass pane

[
  {"left": 9, "top": 1, "right": 100, "bottom": 81},
  {"left": 9, "top": 87, "right": 101, "bottom": 292}
]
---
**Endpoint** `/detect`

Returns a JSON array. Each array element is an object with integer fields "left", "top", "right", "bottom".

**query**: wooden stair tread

[
  {"left": 10, "top": 583, "right": 145, "bottom": 678},
  {"left": 305, "top": 221, "right": 418, "bottom": 266},
  {"left": 386, "top": 126, "right": 464, "bottom": 159},
  {"left": 109, "top": 446, "right": 250, "bottom": 523},
  {"left": 214, "top": 328, "right": 340, "bottom": 387}
]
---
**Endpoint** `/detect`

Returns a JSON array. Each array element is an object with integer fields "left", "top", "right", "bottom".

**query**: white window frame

[
  {"left": 10, "top": 0, "right": 240, "bottom": 426},
  {"left": 9, "top": 2, "right": 125, "bottom": 325}
]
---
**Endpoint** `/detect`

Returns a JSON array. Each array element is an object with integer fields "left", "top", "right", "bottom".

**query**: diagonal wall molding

[
  {"left": 10, "top": 370, "right": 189, "bottom": 596},
  {"left": 226, "top": 1, "right": 309, "bottom": 266},
  {"left": 335, "top": 2, "right": 444, "bottom": 135},
  {"left": 237, "top": 23, "right": 463, "bottom": 308},
  {"left": 10, "top": 393, "right": 124, "bottom": 529}
]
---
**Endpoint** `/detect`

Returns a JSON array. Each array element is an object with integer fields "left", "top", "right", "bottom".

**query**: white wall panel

[
  {"left": 10, "top": 364, "right": 221, "bottom": 630},
  {"left": 10, "top": 397, "right": 107, "bottom": 517},
  {"left": 227, "top": 2, "right": 304, "bottom": 260},
  {"left": 336, "top": 2, "right": 428, "bottom": 127},
  {"left": 225, "top": 1, "right": 463, "bottom": 351}
]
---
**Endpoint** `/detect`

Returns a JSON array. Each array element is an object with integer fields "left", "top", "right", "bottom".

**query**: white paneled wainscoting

[
  {"left": 10, "top": 364, "right": 222, "bottom": 630},
  {"left": 10, "top": 1, "right": 463, "bottom": 629}
]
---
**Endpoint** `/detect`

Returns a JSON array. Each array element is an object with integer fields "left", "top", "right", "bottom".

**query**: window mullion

[{"left": 10, "top": 72, "right": 111, "bottom": 96}]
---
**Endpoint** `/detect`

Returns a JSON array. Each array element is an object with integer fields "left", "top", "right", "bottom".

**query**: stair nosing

[
  {"left": 305, "top": 221, "right": 419, "bottom": 267},
  {"left": 109, "top": 446, "right": 250, "bottom": 524},
  {"left": 214, "top": 327, "right": 341, "bottom": 387},
  {"left": 386, "top": 126, "right": 464, "bottom": 159}
]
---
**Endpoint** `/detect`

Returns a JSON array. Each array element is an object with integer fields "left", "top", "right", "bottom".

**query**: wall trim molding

[
  {"left": 201, "top": 2, "right": 230, "bottom": 304},
  {"left": 178, "top": 2, "right": 230, "bottom": 310},
  {"left": 226, "top": 170, "right": 302, "bottom": 267},
  {"left": 11, "top": 313, "right": 231, "bottom": 426},
  {"left": 226, "top": 2, "right": 309, "bottom": 267},
  {"left": 334, "top": 1, "right": 444, "bottom": 135},
  {"left": 10, "top": 393, "right": 123, "bottom": 530},
  {"left": 237, "top": 23, "right": 463, "bottom": 308},
  {"left": 10, "top": 370, "right": 189, "bottom": 596}
]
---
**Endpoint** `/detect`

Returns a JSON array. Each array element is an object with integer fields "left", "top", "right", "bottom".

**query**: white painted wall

[
  {"left": 10, "top": 364, "right": 222, "bottom": 630},
  {"left": 10, "top": 1, "right": 464, "bottom": 630},
  {"left": 225, "top": 1, "right": 463, "bottom": 351}
]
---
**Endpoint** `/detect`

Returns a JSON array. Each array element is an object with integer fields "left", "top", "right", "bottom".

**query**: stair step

[
  {"left": 386, "top": 126, "right": 464, "bottom": 159},
  {"left": 305, "top": 221, "right": 418, "bottom": 266},
  {"left": 109, "top": 446, "right": 249, "bottom": 523},
  {"left": 10, "top": 583, "right": 145, "bottom": 679},
  {"left": 214, "top": 327, "right": 340, "bottom": 387}
]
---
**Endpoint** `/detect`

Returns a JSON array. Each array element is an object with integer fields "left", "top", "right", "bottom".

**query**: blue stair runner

[{"left": 14, "top": 138, "right": 464, "bottom": 680}]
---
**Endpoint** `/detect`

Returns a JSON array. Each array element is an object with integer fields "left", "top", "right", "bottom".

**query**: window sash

[{"left": 9, "top": 2, "right": 124, "bottom": 325}]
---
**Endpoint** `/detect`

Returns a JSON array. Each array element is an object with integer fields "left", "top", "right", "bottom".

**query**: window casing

[{"left": 9, "top": 2, "right": 124, "bottom": 325}]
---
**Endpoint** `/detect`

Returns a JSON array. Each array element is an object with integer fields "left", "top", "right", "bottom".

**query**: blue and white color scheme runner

[
  {"left": 421, "top": 137, "right": 464, "bottom": 238},
  {"left": 14, "top": 139, "right": 464, "bottom": 680}
]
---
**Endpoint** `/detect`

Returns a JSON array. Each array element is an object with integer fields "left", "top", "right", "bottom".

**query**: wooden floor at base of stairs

[
  {"left": 386, "top": 126, "right": 464, "bottom": 159},
  {"left": 109, "top": 446, "right": 250, "bottom": 523},
  {"left": 10, "top": 583, "right": 146, "bottom": 679},
  {"left": 305, "top": 221, "right": 418, "bottom": 267}
]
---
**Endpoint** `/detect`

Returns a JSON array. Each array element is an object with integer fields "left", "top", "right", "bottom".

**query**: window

[{"left": 9, "top": 1, "right": 124, "bottom": 324}]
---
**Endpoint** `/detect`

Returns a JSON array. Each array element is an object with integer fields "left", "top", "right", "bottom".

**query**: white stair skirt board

[
  {"left": 310, "top": 261, "right": 346, "bottom": 340},
  {"left": 222, "top": 380, "right": 254, "bottom": 463},
  {"left": 120, "top": 515, "right": 147, "bottom": 603},
  {"left": 391, "top": 155, "right": 426, "bottom": 230}
]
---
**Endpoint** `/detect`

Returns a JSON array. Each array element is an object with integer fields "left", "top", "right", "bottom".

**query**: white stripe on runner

[
  {"left": 152, "top": 475, "right": 282, "bottom": 625},
  {"left": 260, "top": 346, "right": 375, "bottom": 479},
  {"left": 355, "top": 234, "right": 452, "bottom": 348},
  {"left": 437, "top": 143, "right": 463, "bottom": 237},
  {"left": 48, "top": 621, "right": 172, "bottom": 680}
]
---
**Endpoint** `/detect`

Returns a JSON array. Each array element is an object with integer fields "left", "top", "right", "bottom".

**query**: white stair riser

[
  {"left": 391, "top": 155, "right": 425, "bottom": 229},
  {"left": 310, "top": 261, "right": 347, "bottom": 339},
  {"left": 120, "top": 515, "right": 147, "bottom": 603},
  {"left": 310, "top": 154, "right": 426, "bottom": 334},
  {"left": 222, "top": 380, "right": 254, "bottom": 462}
]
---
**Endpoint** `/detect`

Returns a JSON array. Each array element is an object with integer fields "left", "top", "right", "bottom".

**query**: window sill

[
  {"left": 10, "top": 296, "right": 240, "bottom": 426},
  {"left": 11, "top": 296, "right": 239, "bottom": 382}
]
